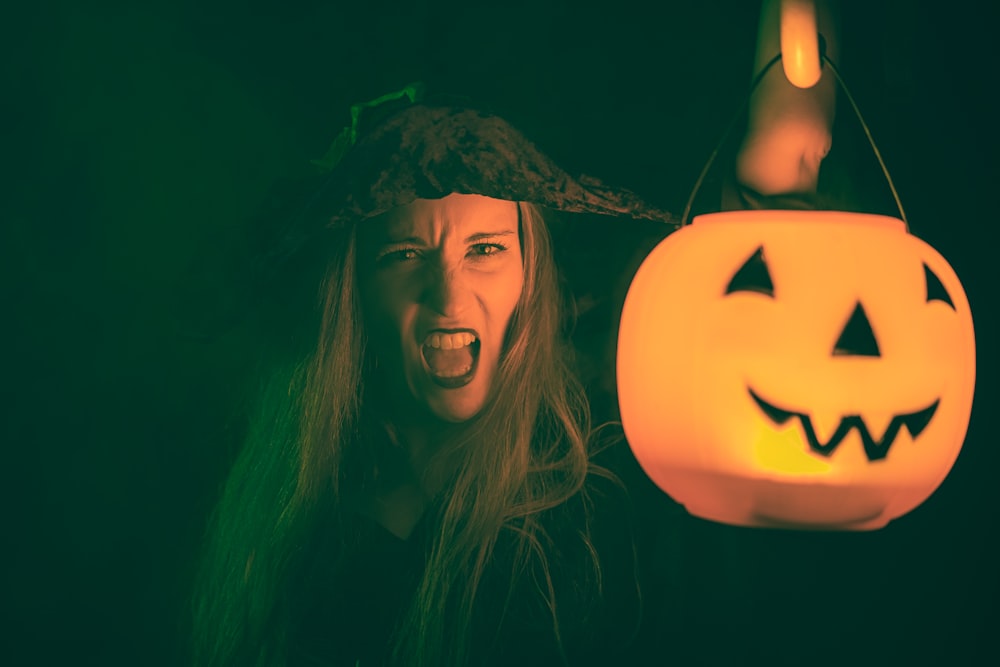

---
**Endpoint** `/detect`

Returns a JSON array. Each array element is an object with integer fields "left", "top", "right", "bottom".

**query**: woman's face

[{"left": 357, "top": 193, "right": 524, "bottom": 424}]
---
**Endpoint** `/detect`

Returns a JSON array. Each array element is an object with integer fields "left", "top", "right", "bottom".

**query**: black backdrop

[{"left": 4, "top": 1, "right": 997, "bottom": 665}]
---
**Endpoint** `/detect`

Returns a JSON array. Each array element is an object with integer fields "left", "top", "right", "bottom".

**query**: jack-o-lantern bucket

[{"left": 617, "top": 210, "right": 975, "bottom": 530}]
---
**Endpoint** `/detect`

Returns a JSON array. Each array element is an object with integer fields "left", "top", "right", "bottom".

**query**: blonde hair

[{"left": 192, "top": 202, "right": 599, "bottom": 665}]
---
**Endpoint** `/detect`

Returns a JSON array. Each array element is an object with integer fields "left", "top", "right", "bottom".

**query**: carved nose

[{"left": 832, "top": 302, "right": 881, "bottom": 357}]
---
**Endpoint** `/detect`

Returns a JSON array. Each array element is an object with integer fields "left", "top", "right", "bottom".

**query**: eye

[
  {"left": 725, "top": 246, "right": 774, "bottom": 297},
  {"left": 467, "top": 242, "right": 508, "bottom": 259},
  {"left": 924, "top": 263, "right": 955, "bottom": 310},
  {"left": 375, "top": 247, "right": 420, "bottom": 265}
]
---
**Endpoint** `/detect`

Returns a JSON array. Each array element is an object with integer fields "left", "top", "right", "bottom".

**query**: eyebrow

[
  {"left": 464, "top": 230, "right": 517, "bottom": 243},
  {"left": 380, "top": 235, "right": 425, "bottom": 246},
  {"left": 379, "top": 230, "right": 517, "bottom": 246}
]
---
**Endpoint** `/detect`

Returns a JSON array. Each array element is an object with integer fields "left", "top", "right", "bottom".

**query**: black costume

[{"left": 287, "top": 468, "right": 642, "bottom": 667}]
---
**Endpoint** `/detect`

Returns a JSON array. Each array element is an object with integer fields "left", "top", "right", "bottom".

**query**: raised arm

[{"left": 736, "top": 0, "right": 839, "bottom": 197}]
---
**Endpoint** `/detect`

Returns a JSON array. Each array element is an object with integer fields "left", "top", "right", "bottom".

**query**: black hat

[{"left": 306, "top": 90, "right": 677, "bottom": 227}]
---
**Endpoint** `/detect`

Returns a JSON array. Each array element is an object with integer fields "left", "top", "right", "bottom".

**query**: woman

[{"left": 190, "top": 96, "right": 676, "bottom": 666}]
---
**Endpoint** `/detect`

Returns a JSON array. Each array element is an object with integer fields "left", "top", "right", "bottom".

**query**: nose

[
  {"left": 422, "top": 261, "right": 471, "bottom": 318},
  {"left": 832, "top": 302, "right": 881, "bottom": 357}
]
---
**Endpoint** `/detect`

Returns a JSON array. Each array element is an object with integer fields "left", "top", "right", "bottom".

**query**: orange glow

[
  {"left": 616, "top": 210, "right": 976, "bottom": 530},
  {"left": 780, "top": 0, "right": 822, "bottom": 89}
]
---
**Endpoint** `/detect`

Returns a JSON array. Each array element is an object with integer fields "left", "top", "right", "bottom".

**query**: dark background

[{"left": 4, "top": 1, "right": 996, "bottom": 665}]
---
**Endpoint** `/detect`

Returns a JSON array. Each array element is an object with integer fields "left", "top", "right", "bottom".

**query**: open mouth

[
  {"left": 421, "top": 330, "right": 481, "bottom": 389},
  {"left": 749, "top": 387, "right": 939, "bottom": 461}
]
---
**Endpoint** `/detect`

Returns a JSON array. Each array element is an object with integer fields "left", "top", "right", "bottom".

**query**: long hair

[
  {"left": 191, "top": 202, "right": 599, "bottom": 665},
  {"left": 389, "top": 202, "right": 594, "bottom": 664}
]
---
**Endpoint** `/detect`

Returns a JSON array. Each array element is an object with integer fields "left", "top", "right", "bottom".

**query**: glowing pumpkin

[{"left": 617, "top": 210, "right": 975, "bottom": 530}]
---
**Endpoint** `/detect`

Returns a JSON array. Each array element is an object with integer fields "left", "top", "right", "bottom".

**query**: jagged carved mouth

[{"left": 749, "top": 388, "right": 939, "bottom": 461}]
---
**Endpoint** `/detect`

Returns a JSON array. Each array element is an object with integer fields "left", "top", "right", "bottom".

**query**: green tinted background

[{"left": 4, "top": 1, "right": 996, "bottom": 664}]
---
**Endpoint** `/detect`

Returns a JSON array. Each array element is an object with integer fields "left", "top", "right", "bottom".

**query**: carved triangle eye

[
  {"left": 725, "top": 246, "right": 774, "bottom": 297},
  {"left": 924, "top": 263, "right": 955, "bottom": 310}
]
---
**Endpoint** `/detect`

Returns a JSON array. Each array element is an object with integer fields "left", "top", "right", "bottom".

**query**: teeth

[
  {"left": 435, "top": 364, "right": 473, "bottom": 378},
  {"left": 810, "top": 411, "right": 842, "bottom": 448},
  {"left": 424, "top": 332, "right": 476, "bottom": 349},
  {"left": 902, "top": 401, "right": 938, "bottom": 439},
  {"left": 864, "top": 412, "right": 895, "bottom": 445}
]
